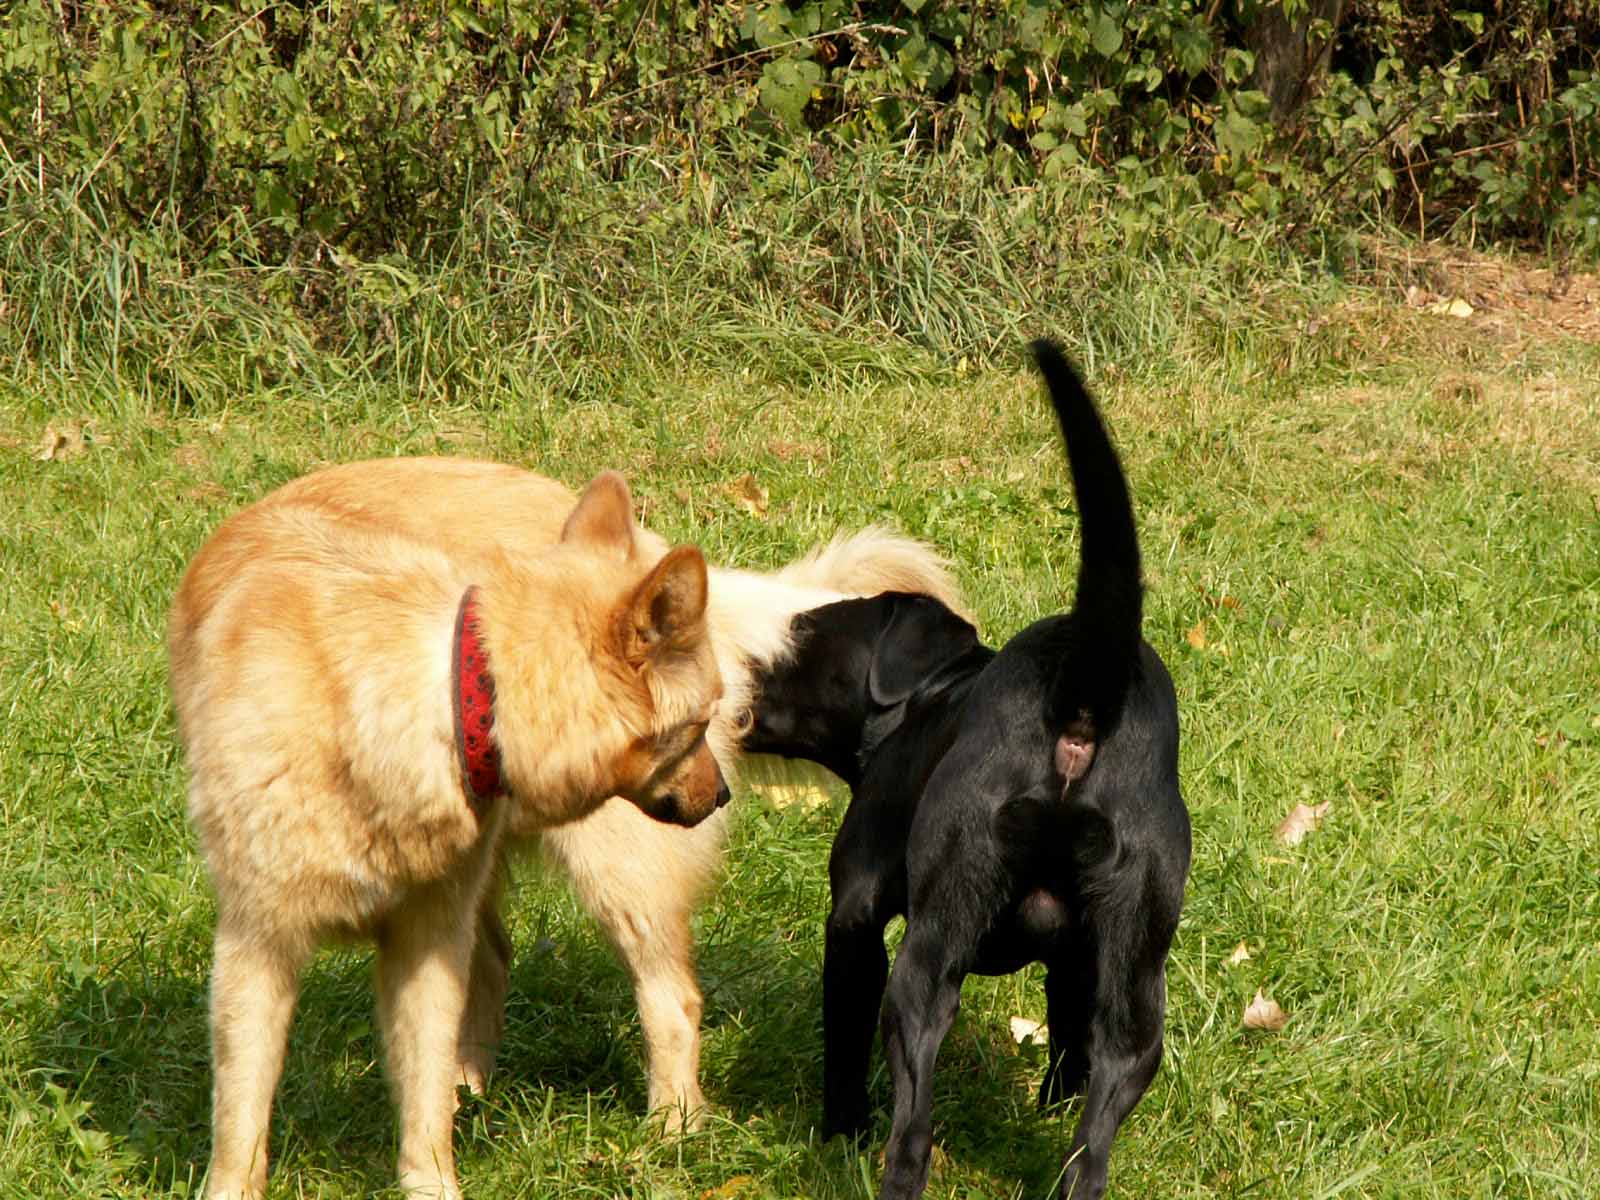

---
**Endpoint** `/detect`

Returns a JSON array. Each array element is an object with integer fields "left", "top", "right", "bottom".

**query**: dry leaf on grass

[
  {"left": 185, "top": 481, "right": 229, "bottom": 504},
  {"left": 700, "top": 1175, "right": 759, "bottom": 1200},
  {"left": 765, "top": 438, "right": 825, "bottom": 463},
  {"left": 1226, "top": 941, "right": 1252, "bottom": 967},
  {"left": 1186, "top": 620, "right": 1208, "bottom": 650},
  {"left": 722, "top": 473, "right": 769, "bottom": 518},
  {"left": 35, "top": 421, "right": 98, "bottom": 462},
  {"left": 1276, "top": 800, "right": 1332, "bottom": 846},
  {"left": 1242, "top": 989, "right": 1288, "bottom": 1031},
  {"left": 1009, "top": 1016, "right": 1048, "bottom": 1046},
  {"left": 1426, "top": 297, "right": 1476, "bottom": 318}
]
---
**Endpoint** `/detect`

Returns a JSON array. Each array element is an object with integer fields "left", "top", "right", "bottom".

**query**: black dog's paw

[
  {"left": 1038, "top": 1058, "right": 1089, "bottom": 1109},
  {"left": 1057, "top": 1153, "right": 1108, "bottom": 1200},
  {"left": 822, "top": 1102, "right": 872, "bottom": 1143}
]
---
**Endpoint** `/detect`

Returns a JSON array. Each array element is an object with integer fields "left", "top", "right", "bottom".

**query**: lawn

[{"left": 2, "top": 282, "right": 1597, "bottom": 1198}]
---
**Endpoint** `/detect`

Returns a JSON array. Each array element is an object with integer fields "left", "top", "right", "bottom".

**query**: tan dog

[{"left": 169, "top": 467, "right": 728, "bottom": 1199}]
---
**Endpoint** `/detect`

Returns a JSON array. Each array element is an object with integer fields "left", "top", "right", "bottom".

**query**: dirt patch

[{"left": 1366, "top": 239, "right": 1600, "bottom": 344}]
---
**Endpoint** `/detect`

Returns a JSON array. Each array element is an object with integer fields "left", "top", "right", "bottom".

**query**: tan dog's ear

[
  {"left": 620, "top": 545, "right": 709, "bottom": 664},
  {"left": 562, "top": 471, "right": 636, "bottom": 557}
]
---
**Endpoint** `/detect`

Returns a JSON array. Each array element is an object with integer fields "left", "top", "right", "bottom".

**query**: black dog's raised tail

[{"left": 1029, "top": 339, "right": 1143, "bottom": 730}]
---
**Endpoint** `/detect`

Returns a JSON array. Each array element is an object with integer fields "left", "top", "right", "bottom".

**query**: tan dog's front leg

[
  {"left": 635, "top": 953, "right": 706, "bottom": 1130},
  {"left": 542, "top": 803, "right": 722, "bottom": 1131},
  {"left": 615, "top": 906, "right": 706, "bottom": 1130},
  {"left": 205, "top": 923, "right": 307, "bottom": 1200},
  {"left": 377, "top": 887, "right": 478, "bottom": 1199}
]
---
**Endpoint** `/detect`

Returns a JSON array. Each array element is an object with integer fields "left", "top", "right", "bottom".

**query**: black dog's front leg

[
  {"left": 821, "top": 843, "right": 902, "bottom": 1138},
  {"left": 822, "top": 911, "right": 889, "bottom": 1138},
  {"left": 878, "top": 922, "right": 964, "bottom": 1200}
]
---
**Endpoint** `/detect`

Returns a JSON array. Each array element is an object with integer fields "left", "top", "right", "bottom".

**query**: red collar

[{"left": 452, "top": 587, "right": 503, "bottom": 808}]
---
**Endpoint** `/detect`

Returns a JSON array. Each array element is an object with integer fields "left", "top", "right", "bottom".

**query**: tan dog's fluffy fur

[{"left": 171, "top": 457, "right": 964, "bottom": 1198}]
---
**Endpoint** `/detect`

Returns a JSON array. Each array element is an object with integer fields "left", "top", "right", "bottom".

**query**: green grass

[{"left": 3, "top": 257, "right": 1599, "bottom": 1200}]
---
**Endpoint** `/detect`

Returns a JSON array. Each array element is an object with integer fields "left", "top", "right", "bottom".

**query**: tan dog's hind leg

[
  {"left": 457, "top": 896, "right": 512, "bottom": 1096},
  {"left": 377, "top": 883, "right": 481, "bottom": 1200},
  {"left": 205, "top": 924, "right": 308, "bottom": 1200}
]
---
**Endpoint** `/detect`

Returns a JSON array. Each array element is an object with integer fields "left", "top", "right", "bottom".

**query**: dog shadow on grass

[
  {"left": 33, "top": 911, "right": 1066, "bottom": 1196},
  {"left": 692, "top": 931, "right": 1073, "bottom": 1197},
  {"left": 31, "top": 948, "right": 399, "bottom": 1194},
  {"left": 31, "top": 908, "right": 800, "bottom": 1191}
]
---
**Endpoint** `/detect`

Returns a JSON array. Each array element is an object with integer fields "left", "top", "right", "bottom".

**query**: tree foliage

[{"left": 2, "top": 1, "right": 1596, "bottom": 260}]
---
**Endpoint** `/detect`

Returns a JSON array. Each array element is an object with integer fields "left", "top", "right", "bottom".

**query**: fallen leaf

[
  {"left": 1426, "top": 296, "right": 1475, "bottom": 318},
  {"left": 1226, "top": 941, "right": 1252, "bottom": 967},
  {"left": 1221, "top": 594, "right": 1241, "bottom": 611},
  {"left": 1008, "top": 1016, "right": 1048, "bottom": 1046},
  {"left": 1275, "top": 800, "right": 1331, "bottom": 846},
  {"left": 1186, "top": 620, "right": 1208, "bottom": 650},
  {"left": 185, "top": 481, "right": 229, "bottom": 504},
  {"left": 1242, "top": 989, "right": 1288, "bottom": 1031},
  {"left": 723, "top": 473, "right": 768, "bottom": 518},
  {"left": 35, "top": 421, "right": 94, "bottom": 462},
  {"left": 700, "top": 1175, "right": 759, "bottom": 1200},
  {"left": 765, "top": 439, "right": 825, "bottom": 463},
  {"left": 933, "top": 455, "right": 976, "bottom": 479}
]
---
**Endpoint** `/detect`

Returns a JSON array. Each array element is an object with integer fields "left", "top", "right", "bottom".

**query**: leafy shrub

[{"left": 3, "top": 2, "right": 1594, "bottom": 261}]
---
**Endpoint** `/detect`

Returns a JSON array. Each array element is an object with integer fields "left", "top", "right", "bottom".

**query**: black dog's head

[{"left": 745, "top": 592, "right": 985, "bottom": 785}]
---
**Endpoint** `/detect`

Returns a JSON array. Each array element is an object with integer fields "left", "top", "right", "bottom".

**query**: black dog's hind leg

[
  {"left": 821, "top": 854, "right": 902, "bottom": 1139},
  {"left": 1056, "top": 874, "right": 1176, "bottom": 1200},
  {"left": 877, "top": 917, "right": 967, "bottom": 1200},
  {"left": 1040, "top": 949, "right": 1093, "bottom": 1107}
]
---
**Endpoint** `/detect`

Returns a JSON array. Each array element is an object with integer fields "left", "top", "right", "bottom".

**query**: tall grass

[{"left": 1, "top": 140, "right": 1343, "bottom": 423}]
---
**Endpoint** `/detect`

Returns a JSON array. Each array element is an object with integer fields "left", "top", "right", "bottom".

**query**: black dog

[{"left": 742, "top": 342, "right": 1189, "bottom": 1200}]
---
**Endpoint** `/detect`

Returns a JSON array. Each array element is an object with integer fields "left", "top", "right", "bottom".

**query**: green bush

[{"left": 3, "top": 2, "right": 1595, "bottom": 262}]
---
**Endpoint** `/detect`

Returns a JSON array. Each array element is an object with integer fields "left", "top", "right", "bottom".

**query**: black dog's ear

[{"left": 867, "top": 594, "right": 979, "bottom": 707}]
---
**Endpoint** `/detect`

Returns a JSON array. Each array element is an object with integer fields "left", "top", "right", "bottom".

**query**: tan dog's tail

[{"left": 772, "top": 525, "right": 968, "bottom": 620}]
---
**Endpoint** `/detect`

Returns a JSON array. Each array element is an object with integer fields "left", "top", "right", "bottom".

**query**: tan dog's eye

[{"left": 652, "top": 720, "right": 708, "bottom": 761}]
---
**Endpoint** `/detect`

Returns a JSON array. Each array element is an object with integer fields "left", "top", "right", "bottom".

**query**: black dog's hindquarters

[{"left": 743, "top": 341, "right": 1190, "bottom": 1200}]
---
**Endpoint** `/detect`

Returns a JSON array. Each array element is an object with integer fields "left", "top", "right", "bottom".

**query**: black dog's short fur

[{"left": 743, "top": 342, "right": 1189, "bottom": 1200}]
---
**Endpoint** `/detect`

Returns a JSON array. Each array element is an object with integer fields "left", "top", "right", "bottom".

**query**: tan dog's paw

[
  {"left": 202, "top": 1184, "right": 264, "bottom": 1200},
  {"left": 397, "top": 1167, "right": 464, "bottom": 1200},
  {"left": 457, "top": 1055, "right": 492, "bottom": 1099},
  {"left": 650, "top": 1091, "right": 712, "bottom": 1135}
]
